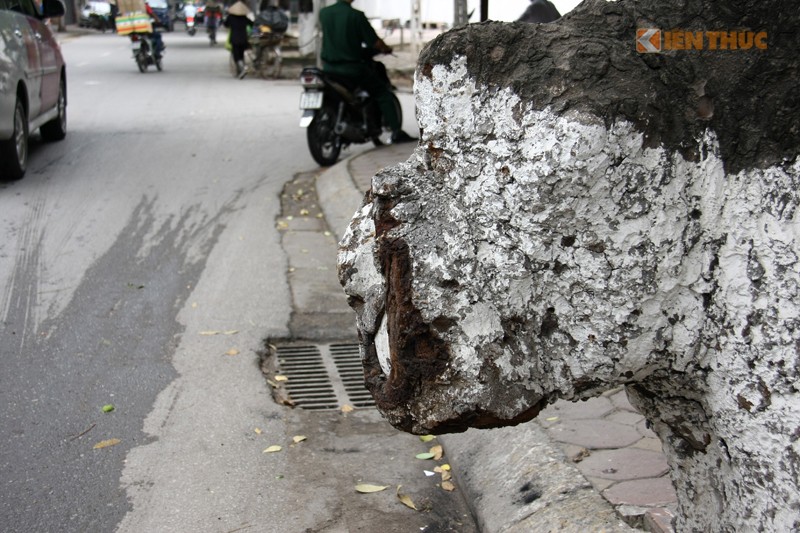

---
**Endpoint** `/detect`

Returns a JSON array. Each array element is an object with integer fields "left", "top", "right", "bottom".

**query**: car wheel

[
  {"left": 41, "top": 77, "right": 67, "bottom": 141},
  {"left": 0, "top": 98, "right": 29, "bottom": 181}
]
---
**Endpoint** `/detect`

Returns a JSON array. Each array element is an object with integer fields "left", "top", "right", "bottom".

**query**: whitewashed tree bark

[{"left": 338, "top": 0, "right": 800, "bottom": 530}]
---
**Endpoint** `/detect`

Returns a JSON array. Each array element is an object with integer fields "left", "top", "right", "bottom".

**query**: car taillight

[{"left": 300, "top": 73, "right": 324, "bottom": 89}]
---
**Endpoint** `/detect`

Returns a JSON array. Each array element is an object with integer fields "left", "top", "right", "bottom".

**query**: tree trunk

[{"left": 338, "top": 0, "right": 800, "bottom": 530}]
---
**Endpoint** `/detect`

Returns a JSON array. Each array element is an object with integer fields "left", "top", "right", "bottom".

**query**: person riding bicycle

[{"left": 319, "top": 0, "right": 416, "bottom": 144}]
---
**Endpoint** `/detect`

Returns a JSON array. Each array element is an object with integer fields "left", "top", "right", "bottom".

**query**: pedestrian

[{"left": 224, "top": 0, "right": 254, "bottom": 78}]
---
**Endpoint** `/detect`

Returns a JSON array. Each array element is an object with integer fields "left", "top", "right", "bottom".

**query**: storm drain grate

[{"left": 274, "top": 342, "right": 375, "bottom": 410}]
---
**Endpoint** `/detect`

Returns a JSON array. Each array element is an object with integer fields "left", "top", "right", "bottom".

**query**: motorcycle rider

[
  {"left": 145, "top": 1, "right": 165, "bottom": 56},
  {"left": 319, "top": 0, "right": 416, "bottom": 144},
  {"left": 204, "top": 0, "right": 222, "bottom": 44}
]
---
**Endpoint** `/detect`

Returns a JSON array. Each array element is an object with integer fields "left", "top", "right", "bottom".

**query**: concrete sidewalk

[{"left": 316, "top": 145, "right": 677, "bottom": 533}]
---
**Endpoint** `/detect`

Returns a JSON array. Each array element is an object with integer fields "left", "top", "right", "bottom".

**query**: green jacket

[{"left": 319, "top": 0, "right": 379, "bottom": 66}]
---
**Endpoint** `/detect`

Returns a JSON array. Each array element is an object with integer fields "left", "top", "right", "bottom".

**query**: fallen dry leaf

[
  {"left": 355, "top": 484, "right": 388, "bottom": 493},
  {"left": 93, "top": 438, "right": 121, "bottom": 450},
  {"left": 254, "top": 428, "right": 262, "bottom": 435},
  {"left": 263, "top": 445, "right": 282, "bottom": 453},
  {"left": 419, "top": 435, "right": 435, "bottom": 443},
  {"left": 441, "top": 481, "right": 456, "bottom": 492},
  {"left": 274, "top": 375, "right": 289, "bottom": 382},
  {"left": 341, "top": 404, "right": 354, "bottom": 413},
  {"left": 225, "top": 348, "right": 240, "bottom": 356},
  {"left": 223, "top": 330, "right": 239, "bottom": 335},
  {"left": 199, "top": 330, "right": 219, "bottom": 336},
  {"left": 430, "top": 445, "right": 444, "bottom": 460},
  {"left": 292, "top": 435, "right": 307, "bottom": 444},
  {"left": 396, "top": 485, "right": 418, "bottom": 510}
]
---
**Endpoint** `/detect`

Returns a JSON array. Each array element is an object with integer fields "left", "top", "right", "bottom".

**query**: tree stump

[{"left": 338, "top": 1, "right": 800, "bottom": 530}]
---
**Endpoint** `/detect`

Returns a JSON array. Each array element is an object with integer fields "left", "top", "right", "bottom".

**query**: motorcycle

[
  {"left": 299, "top": 60, "right": 401, "bottom": 167},
  {"left": 184, "top": 4, "right": 196, "bottom": 36},
  {"left": 130, "top": 33, "right": 162, "bottom": 72}
]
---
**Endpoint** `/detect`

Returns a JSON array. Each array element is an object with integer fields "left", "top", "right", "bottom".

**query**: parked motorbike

[
  {"left": 130, "top": 33, "right": 162, "bottom": 72},
  {"left": 299, "top": 60, "right": 401, "bottom": 166},
  {"left": 184, "top": 4, "right": 196, "bottom": 35}
]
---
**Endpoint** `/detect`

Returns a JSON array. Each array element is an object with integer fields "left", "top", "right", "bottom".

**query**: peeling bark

[{"left": 338, "top": 0, "right": 800, "bottom": 530}]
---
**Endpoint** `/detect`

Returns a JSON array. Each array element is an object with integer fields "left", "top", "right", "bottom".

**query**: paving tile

[
  {"left": 608, "top": 388, "right": 638, "bottom": 411},
  {"left": 632, "top": 437, "right": 664, "bottom": 453},
  {"left": 574, "top": 448, "right": 670, "bottom": 481},
  {"left": 539, "top": 396, "right": 614, "bottom": 421},
  {"left": 644, "top": 507, "right": 677, "bottom": 533},
  {"left": 547, "top": 419, "right": 642, "bottom": 449},
  {"left": 636, "top": 418, "right": 659, "bottom": 439},
  {"left": 602, "top": 477, "right": 678, "bottom": 507},
  {"left": 604, "top": 409, "right": 645, "bottom": 427},
  {"left": 586, "top": 476, "right": 615, "bottom": 491}
]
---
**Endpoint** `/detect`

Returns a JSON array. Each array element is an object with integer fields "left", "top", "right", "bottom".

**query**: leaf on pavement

[
  {"left": 199, "top": 330, "right": 219, "bottom": 336},
  {"left": 292, "top": 435, "right": 307, "bottom": 444},
  {"left": 102, "top": 404, "right": 115, "bottom": 413},
  {"left": 341, "top": 404, "right": 354, "bottom": 413},
  {"left": 254, "top": 428, "right": 262, "bottom": 435},
  {"left": 441, "top": 481, "right": 456, "bottom": 492},
  {"left": 274, "top": 375, "right": 289, "bottom": 382},
  {"left": 225, "top": 348, "right": 240, "bottom": 356},
  {"left": 223, "top": 330, "right": 239, "bottom": 335},
  {"left": 263, "top": 445, "right": 282, "bottom": 453},
  {"left": 355, "top": 484, "right": 388, "bottom": 493},
  {"left": 93, "top": 438, "right": 121, "bottom": 450},
  {"left": 419, "top": 435, "right": 435, "bottom": 443},
  {"left": 430, "top": 444, "right": 444, "bottom": 460},
  {"left": 415, "top": 452, "right": 435, "bottom": 460},
  {"left": 396, "top": 485, "right": 418, "bottom": 510}
]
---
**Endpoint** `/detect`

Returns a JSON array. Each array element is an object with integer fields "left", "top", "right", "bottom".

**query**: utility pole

[
  {"left": 453, "top": 0, "right": 468, "bottom": 27},
  {"left": 410, "top": 0, "right": 421, "bottom": 56},
  {"left": 480, "top": 0, "right": 488, "bottom": 21}
]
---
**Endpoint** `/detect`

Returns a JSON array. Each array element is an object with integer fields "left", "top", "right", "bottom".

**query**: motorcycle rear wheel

[
  {"left": 136, "top": 52, "right": 147, "bottom": 73},
  {"left": 307, "top": 106, "right": 341, "bottom": 167}
]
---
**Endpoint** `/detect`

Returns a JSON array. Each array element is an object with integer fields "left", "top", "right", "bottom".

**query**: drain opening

[{"left": 272, "top": 342, "right": 374, "bottom": 410}]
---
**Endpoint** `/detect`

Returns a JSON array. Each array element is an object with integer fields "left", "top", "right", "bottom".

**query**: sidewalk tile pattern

[{"left": 539, "top": 389, "right": 677, "bottom": 530}]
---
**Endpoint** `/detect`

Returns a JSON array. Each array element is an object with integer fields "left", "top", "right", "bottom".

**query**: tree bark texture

[{"left": 338, "top": 1, "right": 800, "bottom": 530}]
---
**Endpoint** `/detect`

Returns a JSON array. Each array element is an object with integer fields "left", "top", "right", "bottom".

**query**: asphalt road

[{"left": 0, "top": 27, "right": 475, "bottom": 533}]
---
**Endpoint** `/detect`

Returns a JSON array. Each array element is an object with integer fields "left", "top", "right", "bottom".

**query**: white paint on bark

[{"left": 339, "top": 54, "right": 800, "bottom": 532}]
